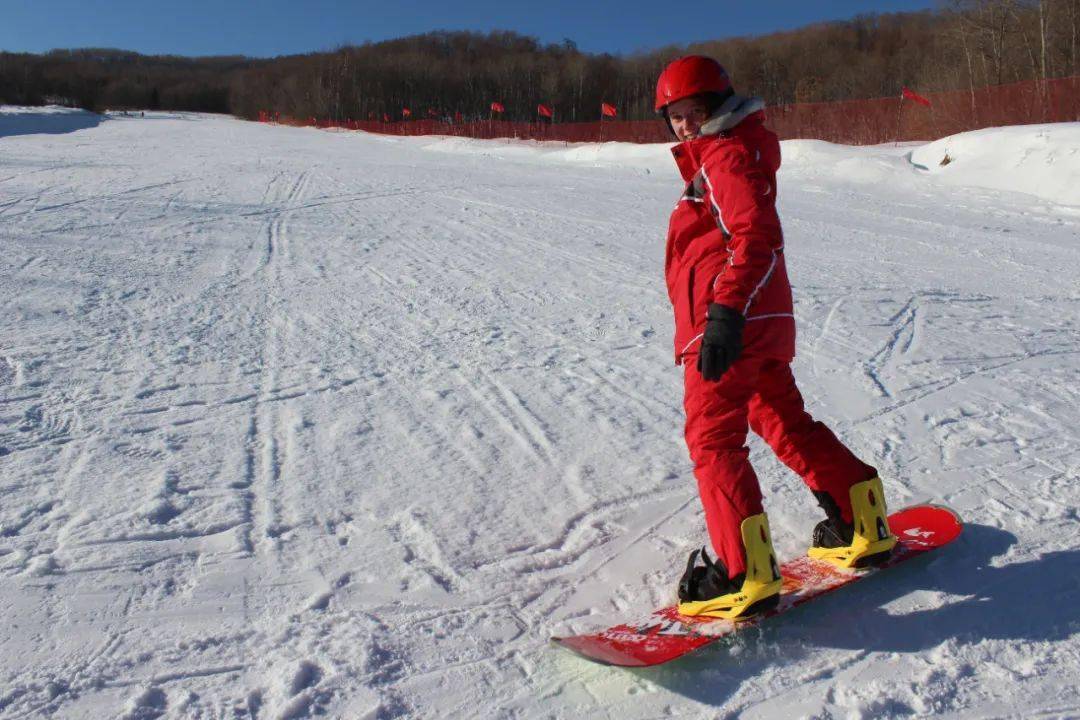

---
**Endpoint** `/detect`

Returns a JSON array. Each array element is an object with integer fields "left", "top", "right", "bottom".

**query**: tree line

[
  {"left": 0, "top": 49, "right": 244, "bottom": 113},
  {"left": 2, "top": 0, "right": 1078, "bottom": 122}
]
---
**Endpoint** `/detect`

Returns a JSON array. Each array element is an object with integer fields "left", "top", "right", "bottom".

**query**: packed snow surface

[{"left": 1, "top": 109, "right": 1079, "bottom": 719}]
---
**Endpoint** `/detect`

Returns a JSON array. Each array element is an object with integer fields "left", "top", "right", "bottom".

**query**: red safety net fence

[
  {"left": 261, "top": 115, "right": 670, "bottom": 143},
  {"left": 257, "top": 75, "right": 1080, "bottom": 146},
  {"left": 769, "top": 74, "right": 1080, "bottom": 145}
]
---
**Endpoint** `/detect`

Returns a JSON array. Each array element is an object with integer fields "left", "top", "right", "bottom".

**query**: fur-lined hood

[{"left": 699, "top": 94, "right": 766, "bottom": 136}]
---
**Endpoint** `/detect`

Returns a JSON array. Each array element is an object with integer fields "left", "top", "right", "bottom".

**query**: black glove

[{"left": 697, "top": 303, "right": 745, "bottom": 381}]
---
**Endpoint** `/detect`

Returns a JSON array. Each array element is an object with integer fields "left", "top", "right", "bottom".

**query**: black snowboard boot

[
  {"left": 810, "top": 478, "right": 896, "bottom": 568},
  {"left": 677, "top": 547, "right": 743, "bottom": 602},
  {"left": 811, "top": 490, "right": 856, "bottom": 548},
  {"left": 676, "top": 514, "right": 783, "bottom": 619}
]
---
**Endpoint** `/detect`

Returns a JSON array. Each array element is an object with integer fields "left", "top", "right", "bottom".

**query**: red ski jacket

[{"left": 665, "top": 109, "right": 795, "bottom": 365}]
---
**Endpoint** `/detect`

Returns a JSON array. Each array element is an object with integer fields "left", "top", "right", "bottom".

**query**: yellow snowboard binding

[
  {"left": 677, "top": 513, "right": 783, "bottom": 620},
  {"left": 808, "top": 477, "right": 897, "bottom": 569}
]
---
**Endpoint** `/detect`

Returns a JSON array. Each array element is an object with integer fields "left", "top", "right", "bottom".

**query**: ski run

[{"left": 1, "top": 106, "right": 1078, "bottom": 719}]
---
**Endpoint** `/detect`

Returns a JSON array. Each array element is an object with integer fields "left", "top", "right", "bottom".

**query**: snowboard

[{"left": 552, "top": 504, "right": 962, "bottom": 667}]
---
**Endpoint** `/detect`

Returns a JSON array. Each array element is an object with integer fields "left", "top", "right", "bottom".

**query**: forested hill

[{"left": 2, "top": 1, "right": 1078, "bottom": 121}]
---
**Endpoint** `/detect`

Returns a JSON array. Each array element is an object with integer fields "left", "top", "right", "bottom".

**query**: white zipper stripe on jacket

[
  {"left": 742, "top": 248, "right": 780, "bottom": 314},
  {"left": 699, "top": 167, "right": 731, "bottom": 236},
  {"left": 711, "top": 244, "right": 785, "bottom": 304},
  {"left": 680, "top": 332, "right": 704, "bottom": 356}
]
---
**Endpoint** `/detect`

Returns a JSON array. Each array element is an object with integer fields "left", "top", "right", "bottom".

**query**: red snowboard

[{"left": 552, "top": 505, "right": 962, "bottom": 667}]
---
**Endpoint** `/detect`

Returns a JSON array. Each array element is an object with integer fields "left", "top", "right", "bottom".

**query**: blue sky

[{"left": 3, "top": 1, "right": 935, "bottom": 57}]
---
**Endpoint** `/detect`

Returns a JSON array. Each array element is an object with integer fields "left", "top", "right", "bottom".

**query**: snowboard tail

[{"left": 551, "top": 504, "right": 962, "bottom": 667}]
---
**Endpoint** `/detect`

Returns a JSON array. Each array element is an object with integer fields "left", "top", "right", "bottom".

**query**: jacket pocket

[{"left": 690, "top": 252, "right": 728, "bottom": 331}]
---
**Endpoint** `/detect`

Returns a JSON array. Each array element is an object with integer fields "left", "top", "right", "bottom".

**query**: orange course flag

[
  {"left": 537, "top": 103, "right": 553, "bottom": 118},
  {"left": 491, "top": 101, "right": 505, "bottom": 113},
  {"left": 601, "top": 102, "right": 617, "bottom": 117},
  {"left": 901, "top": 86, "right": 932, "bottom": 107}
]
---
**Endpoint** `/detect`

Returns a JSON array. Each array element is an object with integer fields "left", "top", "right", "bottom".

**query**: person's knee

[
  {"left": 690, "top": 443, "right": 750, "bottom": 471},
  {"left": 689, "top": 424, "right": 748, "bottom": 453},
  {"left": 758, "top": 411, "right": 817, "bottom": 447}
]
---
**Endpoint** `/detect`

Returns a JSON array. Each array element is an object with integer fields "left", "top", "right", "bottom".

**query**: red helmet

[{"left": 654, "top": 56, "right": 732, "bottom": 113}]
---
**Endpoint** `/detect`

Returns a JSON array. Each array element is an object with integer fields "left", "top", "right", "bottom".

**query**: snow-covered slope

[{"left": 1, "top": 110, "right": 1078, "bottom": 719}]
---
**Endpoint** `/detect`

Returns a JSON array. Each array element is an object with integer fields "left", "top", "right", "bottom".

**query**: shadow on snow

[
  {"left": 0, "top": 109, "right": 106, "bottom": 139},
  {"left": 631, "top": 523, "right": 1076, "bottom": 708}
]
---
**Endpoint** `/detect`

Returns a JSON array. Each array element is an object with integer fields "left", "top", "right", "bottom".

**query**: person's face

[{"left": 667, "top": 97, "right": 711, "bottom": 141}]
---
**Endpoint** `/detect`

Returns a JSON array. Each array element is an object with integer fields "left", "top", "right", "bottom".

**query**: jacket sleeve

[{"left": 701, "top": 153, "right": 783, "bottom": 315}]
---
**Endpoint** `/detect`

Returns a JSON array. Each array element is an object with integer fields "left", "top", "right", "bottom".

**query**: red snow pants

[{"left": 683, "top": 356, "right": 877, "bottom": 578}]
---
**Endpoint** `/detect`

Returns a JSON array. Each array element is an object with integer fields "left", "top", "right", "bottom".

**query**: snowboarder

[{"left": 656, "top": 56, "right": 898, "bottom": 619}]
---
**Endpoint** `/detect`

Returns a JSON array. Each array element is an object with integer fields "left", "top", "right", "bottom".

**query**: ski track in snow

[{"left": 1, "top": 111, "right": 1079, "bottom": 718}]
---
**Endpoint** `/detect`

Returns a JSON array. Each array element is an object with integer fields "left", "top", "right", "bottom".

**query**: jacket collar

[{"left": 670, "top": 95, "right": 766, "bottom": 182}]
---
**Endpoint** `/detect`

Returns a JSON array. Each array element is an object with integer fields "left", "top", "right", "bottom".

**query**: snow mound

[
  {"left": 780, "top": 139, "right": 919, "bottom": 188},
  {"left": 414, "top": 135, "right": 673, "bottom": 172},
  {"left": 910, "top": 122, "right": 1080, "bottom": 207},
  {"left": 0, "top": 105, "right": 104, "bottom": 138},
  {"left": 406, "top": 122, "right": 1080, "bottom": 207}
]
